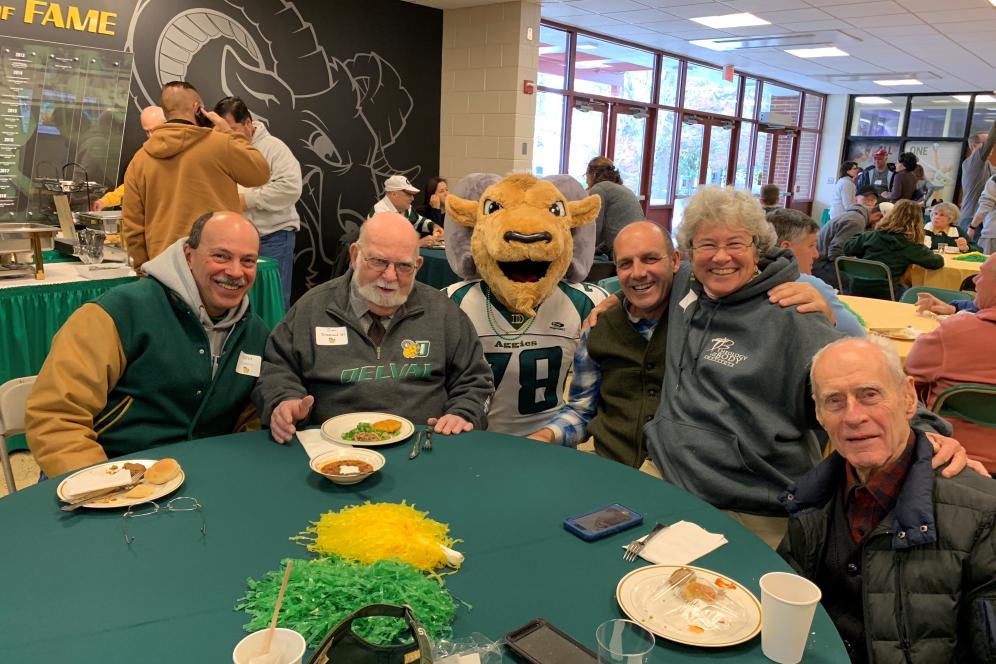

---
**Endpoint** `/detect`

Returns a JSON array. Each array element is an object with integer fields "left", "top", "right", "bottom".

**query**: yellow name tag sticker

[
  {"left": 236, "top": 352, "right": 262, "bottom": 377},
  {"left": 316, "top": 326, "right": 349, "bottom": 346}
]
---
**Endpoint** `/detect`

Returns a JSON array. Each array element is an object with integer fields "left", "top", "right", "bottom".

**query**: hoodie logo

[
  {"left": 703, "top": 337, "right": 748, "bottom": 367},
  {"left": 401, "top": 339, "right": 430, "bottom": 358}
]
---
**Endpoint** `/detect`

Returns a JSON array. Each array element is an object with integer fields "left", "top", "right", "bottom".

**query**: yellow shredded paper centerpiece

[{"left": 297, "top": 502, "right": 458, "bottom": 572}]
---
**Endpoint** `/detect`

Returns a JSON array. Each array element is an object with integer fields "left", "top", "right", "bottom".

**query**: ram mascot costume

[{"left": 444, "top": 173, "right": 607, "bottom": 436}]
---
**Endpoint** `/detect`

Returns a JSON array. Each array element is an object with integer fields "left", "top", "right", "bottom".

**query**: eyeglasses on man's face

[{"left": 359, "top": 250, "right": 417, "bottom": 276}]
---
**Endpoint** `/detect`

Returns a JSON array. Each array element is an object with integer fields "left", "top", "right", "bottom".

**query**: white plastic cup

[
  {"left": 233, "top": 627, "right": 307, "bottom": 664},
  {"left": 759, "top": 572, "right": 822, "bottom": 664},
  {"left": 595, "top": 619, "right": 655, "bottom": 664}
]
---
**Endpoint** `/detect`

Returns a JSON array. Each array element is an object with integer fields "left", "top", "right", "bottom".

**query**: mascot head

[{"left": 446, "top": 173, "right": 600, "bottom": 317}]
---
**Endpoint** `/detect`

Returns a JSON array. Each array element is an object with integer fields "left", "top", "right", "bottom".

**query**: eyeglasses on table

[{"left": 121, "top": 496, "right": 207, "bottom": 545}]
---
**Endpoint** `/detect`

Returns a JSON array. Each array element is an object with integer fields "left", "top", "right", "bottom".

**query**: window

[
  {"left": 684, "top": 63, "right": 739, "bottom": 116},
  {"left": 532, "top": 91, "right": 564, "bottom": 176},
  {"left": 612, "top": 107, "right": 649, "bottom": 195},
  {"left": 970, "top": 95, "right": 996, "bottom": 135},
  {"left": 573, "top": 35, "right": 654, "bottom": 103},
  {"left": 567, "top": 99, "right": 606, "bottom": 183},
  {"left": 742, "top": 78, "right": 757, "bottom": 120},
  {"left": 538, "top": 26, "right": 569, "bottom": 89},
  {"left": 658, "top": 57, "right": 679, "bottom": 107},
  {"left": 650, "top": 110, "right": 676, "bottom": 205},
  {"left": 734, "top": 122, "right": 754, "bottom": 190},
  {"left": 850, "top": 96, "right": 905, "bottom": 137},
  {"left": 760, "top": 83, "right": 801, "bottom": 126},
  {"left": 801, "top": 95, "right": 822, "bottom": 130},
  {"left": 907, "top": 96, "right": 968, "bottom": 137},
  {"left": 794, "top": 132, "right": 818, "bottom": 200}
]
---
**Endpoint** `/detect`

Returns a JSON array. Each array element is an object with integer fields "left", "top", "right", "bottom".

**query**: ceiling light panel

[
  {"left": 690, "top": 12, "right": 770, "bottom": 29},
  {"left": 784, "top": 47, "right": 849, "bottom": 58},
  {"left": 875, "top": 79, "right": 923, "bottom": 86}
]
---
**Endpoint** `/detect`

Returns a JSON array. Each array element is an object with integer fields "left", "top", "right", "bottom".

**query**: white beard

[{"left": 352, "top": 271, "right": 409, "bottom": 309}]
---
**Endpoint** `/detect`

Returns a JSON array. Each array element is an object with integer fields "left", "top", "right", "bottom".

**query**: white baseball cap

[{"left": 384, "top": 175, "right": 419, "bottom": 193}]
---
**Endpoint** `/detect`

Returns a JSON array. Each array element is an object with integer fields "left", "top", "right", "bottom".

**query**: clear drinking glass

[{"left": 595, "top": 619, "right": 655, "bottom": 664}]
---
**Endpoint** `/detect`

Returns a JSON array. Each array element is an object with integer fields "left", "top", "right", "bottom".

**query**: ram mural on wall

[{"left": 123, "top": 0, "right": 440, "bottom": 295}]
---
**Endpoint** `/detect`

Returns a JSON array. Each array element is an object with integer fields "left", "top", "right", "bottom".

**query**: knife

[
  {"left": 409, "top": 431, "right": 422, "bottom": 460},
  {"left": 61, "top": 469, "right": 147, "bottom": 511}
]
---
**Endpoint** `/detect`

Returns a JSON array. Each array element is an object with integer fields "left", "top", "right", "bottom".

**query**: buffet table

[
  {"left": 0, "top": 429, "right": 848, "bottom": 663},
  {"left": 908, "top": 253, "right": 983, "bottom": 291},
  {"left": 0, "top": 257, "right": 284, "bottom": 387}
]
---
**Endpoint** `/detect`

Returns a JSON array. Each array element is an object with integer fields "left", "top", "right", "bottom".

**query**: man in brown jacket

[{"left": 122, "top": 81, "right": 270, "bottom": 269}]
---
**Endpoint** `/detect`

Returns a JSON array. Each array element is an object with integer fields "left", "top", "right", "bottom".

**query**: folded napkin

[
  {"left": 629, "top": 520, "right": 727, "bottom": 565},
  {"left": 295, "top": 428, "right": 350, "bottom": 460}
]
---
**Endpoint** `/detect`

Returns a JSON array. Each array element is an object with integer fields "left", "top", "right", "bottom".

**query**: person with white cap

[{"left": 370, "top": 175, "right": 444, "bottom": 246}]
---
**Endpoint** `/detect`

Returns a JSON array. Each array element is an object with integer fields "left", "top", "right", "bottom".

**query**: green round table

[
  {"left": 0, "top": 429, "right": 847, "bottom": 662},
  {"left": 416, "top": 247, "right": 461, "bottom": 290}
]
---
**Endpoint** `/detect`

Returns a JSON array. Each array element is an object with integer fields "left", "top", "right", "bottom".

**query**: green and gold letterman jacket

[
  {"left": 252, "top": 273, "right": 493, "bottom": 429},
  {"left": 27, "top": 243, "right": 269, "bottom": 477}
]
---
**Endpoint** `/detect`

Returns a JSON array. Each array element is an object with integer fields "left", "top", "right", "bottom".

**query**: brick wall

[{"left": 439, "top": 1, "right": 540, "bottom": 180}]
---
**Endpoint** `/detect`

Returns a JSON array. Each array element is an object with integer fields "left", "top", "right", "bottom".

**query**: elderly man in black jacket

[{"left": 779, "top": 337, "right": 996, "bottom": 664}]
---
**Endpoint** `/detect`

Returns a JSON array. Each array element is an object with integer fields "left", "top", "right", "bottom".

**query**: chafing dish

[{"left": 0, "top": 223, "right": 60, "bottom": 279}]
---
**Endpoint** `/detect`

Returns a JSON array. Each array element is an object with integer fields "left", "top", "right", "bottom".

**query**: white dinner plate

[
  {"left": 616, "top": 564, "right": 762, "bottom": 648},
  {"left": 57, "top": 459, "right": 185, "bottom": 509},
  {"left": 319, "top": 412, "right": 415, "bottom": 447}
]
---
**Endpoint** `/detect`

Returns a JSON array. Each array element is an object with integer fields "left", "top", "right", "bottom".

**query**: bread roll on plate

[{"left": 146, "top": 458, "right": 181, "bottom": 485}]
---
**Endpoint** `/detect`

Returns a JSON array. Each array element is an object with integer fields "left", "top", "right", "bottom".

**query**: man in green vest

[
  {"left": 529, "top": 221, "right": 677, "bottom": 472},
  {"left": 27, "top": 211, "right": 270, "bottom": 477}
]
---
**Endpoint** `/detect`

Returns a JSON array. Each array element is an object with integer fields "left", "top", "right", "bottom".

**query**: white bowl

[{"left": 309, "top": 448, "right": 386, "bottom": 485}]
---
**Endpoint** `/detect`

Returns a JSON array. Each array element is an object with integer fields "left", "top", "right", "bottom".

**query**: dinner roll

[{"left": 145, "top": 458, "right": 181, "bottom": 485}]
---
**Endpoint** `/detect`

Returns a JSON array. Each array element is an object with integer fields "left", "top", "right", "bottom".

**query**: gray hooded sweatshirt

[
  {"left": 142, "top": 238, "right": 249, "bottom": 377},
  {"left": 645, "top": 251, "right": 843, "bottom": 516}
]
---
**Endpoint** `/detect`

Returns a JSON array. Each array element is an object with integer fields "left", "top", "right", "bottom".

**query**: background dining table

[
  {"left": 908, "top": 253, "right": 984, "bottom": 291},
  {"left": 839, "top": 295, "right": 941, "bottom": 364},
  {"left": 0, "top": 428, "right": 849, "bottom": 663}
]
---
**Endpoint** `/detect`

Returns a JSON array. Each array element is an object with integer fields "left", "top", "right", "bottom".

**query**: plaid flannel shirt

[
  {"left": 843, "top": 433, "right": 916, "bottom": 543},
  {"left": 543, "top": 315, "right": 659, "bottom": 447}
]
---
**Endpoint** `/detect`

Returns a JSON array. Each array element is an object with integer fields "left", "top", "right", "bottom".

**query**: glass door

[
  {"left": 673, "top": 117, "right": 734, "bottom": 230},
  {"left": 609, "top": 104, "right": 649, "bottom": 199},
  {"left": 752, "top": 129, "right": 794, "bottom": 206},
  {"left": 567, "top": 98, "right": 606, "bottom": 183}
]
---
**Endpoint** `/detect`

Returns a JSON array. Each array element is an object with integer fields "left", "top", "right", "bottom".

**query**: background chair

[
  {"left": 0, "top": 376, "right": 37, "bottom": 495},
  {"left": 899, "top": 286, "right": 970, "bottom": 305},
  {"left": 835, "top": 256, "right": 895, "bottom": 300},
  {"left": 597, "top": 275, "right": 621, "bottom": 295},
  {"left": 931, "top": 383, "right": 996, "bottom": 428}
]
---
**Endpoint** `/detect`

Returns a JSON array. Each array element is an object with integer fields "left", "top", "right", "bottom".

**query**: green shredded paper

[
  {"left": 236, "top": 557, "right": 457, "bottom": 646},
  {"left": 952, "top": 252, "right": 986, "bottom": 263}
]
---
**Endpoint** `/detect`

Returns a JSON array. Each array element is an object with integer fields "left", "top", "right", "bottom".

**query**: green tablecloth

[
  {"left": 417, "top": 247, "right": 461, "bottom": 289},
  {"left": 1, "top": 259, "right": 283, "bottom": 453},
  {"left": 0, "top": 429, "right": 848, "bottom": 662}
]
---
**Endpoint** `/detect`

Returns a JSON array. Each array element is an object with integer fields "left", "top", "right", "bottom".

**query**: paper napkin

[
  {"left": 295, "top": 428, "right": 349, "bottom": 460},
  {"left": 632, "top": 520, "right": 727, "bottom": 565}
]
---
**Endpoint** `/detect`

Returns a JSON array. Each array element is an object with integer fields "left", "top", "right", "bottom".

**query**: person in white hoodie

[{"left": 215, "top": 97, "right": 303, "bottom": 307}]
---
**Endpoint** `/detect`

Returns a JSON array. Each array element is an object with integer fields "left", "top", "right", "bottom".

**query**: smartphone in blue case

[{"left": 563, "top": 503, "right": 642, "bottom": 541}]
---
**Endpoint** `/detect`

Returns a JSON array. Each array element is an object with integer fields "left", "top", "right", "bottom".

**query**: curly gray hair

[{"left": 677, "top": 186, "right": 776, "bottom": 256}]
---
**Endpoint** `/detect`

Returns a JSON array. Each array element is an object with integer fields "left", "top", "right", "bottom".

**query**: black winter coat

[{"left": 778, "top": 431, "right": 996, "bottom": 663}]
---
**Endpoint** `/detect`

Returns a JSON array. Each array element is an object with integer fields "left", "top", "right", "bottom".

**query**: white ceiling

[{"left": 409, "top": 0, "right": 996, "bottom": 95}]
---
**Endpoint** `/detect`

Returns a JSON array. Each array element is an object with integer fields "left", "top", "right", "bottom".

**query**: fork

[
  {"left": 623, "top": 522, "right": 669, "bottom": 562},
  {"left": 423, "top": 429, "right": 432, "bottom": 451}
]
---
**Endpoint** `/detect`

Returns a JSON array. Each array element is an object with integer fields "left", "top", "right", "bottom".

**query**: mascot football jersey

[{"left": 447, "top": 279, "right": 607, "bottom": 436}]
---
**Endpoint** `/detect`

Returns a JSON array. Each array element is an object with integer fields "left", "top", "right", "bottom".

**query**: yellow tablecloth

[
  {"left": 909, "top": 254, "right": 983, "bottom": 291},
  {"left": 839, "top": 295, "right": 940, "bottom": 364}
]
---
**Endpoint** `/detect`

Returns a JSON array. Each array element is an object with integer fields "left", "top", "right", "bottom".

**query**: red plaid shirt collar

[{"left": 843, "top": 432, "right": 916, "bottom": 543}]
